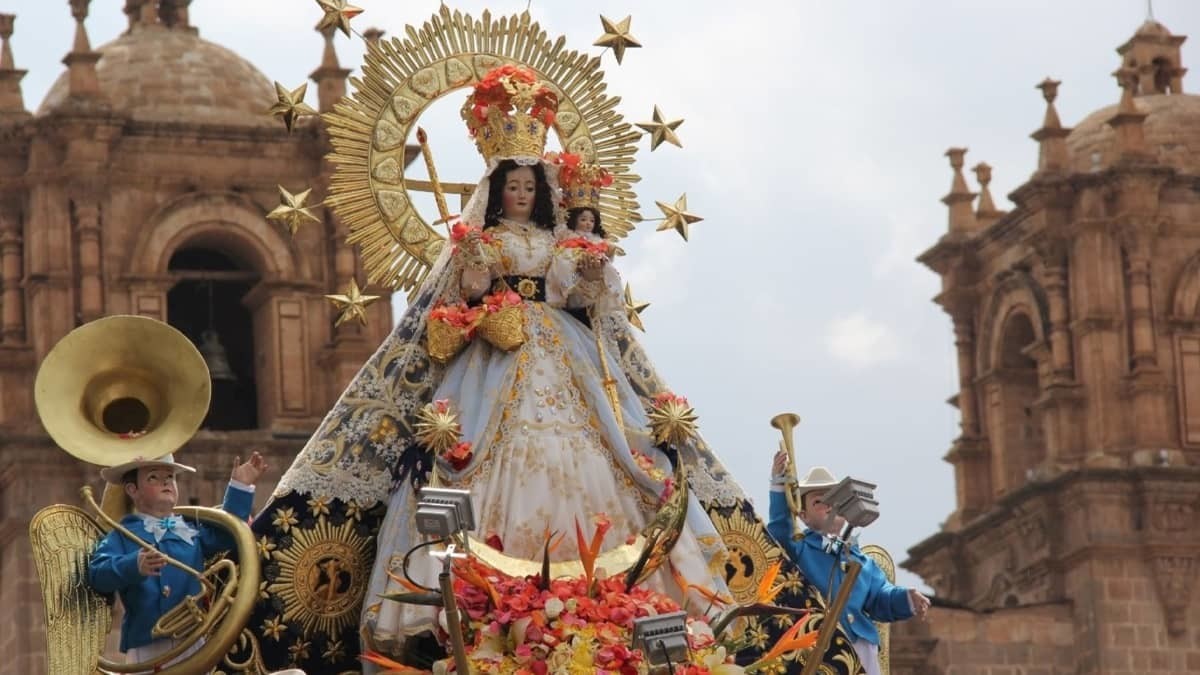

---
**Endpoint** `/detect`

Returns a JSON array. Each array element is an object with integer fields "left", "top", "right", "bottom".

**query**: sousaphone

[{"left": 28, "top": 315, "right": 260, "bottom": 675}]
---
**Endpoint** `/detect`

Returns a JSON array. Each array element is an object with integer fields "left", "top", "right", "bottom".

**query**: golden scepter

[
  {"left": 590, "top": 307, "right": 624, "bottom": 429},
  {"left": 416, "top": 127, "right": 454, "bottom": 229}
]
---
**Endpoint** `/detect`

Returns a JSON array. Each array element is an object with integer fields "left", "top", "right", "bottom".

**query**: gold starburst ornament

[
  {"left": 267, "top": 82, "right": 317, "bottom": 133},
  {"left": 324, "top": 279, "right": 380, "bottom": 328},
  {"left": 414, "top": 400, "right": 462, "bottom": 454},
  {"left": 266, "top": 185, "right": 321, "bottom": 236},
  {"left": 646, "top": 393, "right": 699, "bottom": 447}
]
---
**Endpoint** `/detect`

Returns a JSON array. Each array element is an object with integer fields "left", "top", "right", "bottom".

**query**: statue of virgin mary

[{"left": 245, "top": 65, "right": 855, "bottom": 675}]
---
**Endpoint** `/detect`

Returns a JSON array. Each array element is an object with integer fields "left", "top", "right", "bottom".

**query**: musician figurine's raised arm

[
  {"left": 767, "top": 452, "right": 931, "bottom": 675},
  {"left": 87, "top": 451, "right": 268, "bottom": 671}
]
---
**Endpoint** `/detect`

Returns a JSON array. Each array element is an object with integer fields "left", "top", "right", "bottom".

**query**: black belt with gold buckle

[{"left": 494, "top": 275, "right": 546, "bottom": 302}]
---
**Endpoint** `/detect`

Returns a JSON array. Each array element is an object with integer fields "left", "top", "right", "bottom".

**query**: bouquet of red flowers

[
  {"left": 467, "top": 64, "right": 557, "bottom": 128},
  {"left": 477, "top": 289, "right": 526, "bottom": 352},
  {"left": 427, "top": 301, "right": 484, "bottom": 364},
  {"left": 558, "top": 236, "right": 611, "bottom": 259},
  {"left": 443, "top": 441, "right": 474, "bottom": 471}
]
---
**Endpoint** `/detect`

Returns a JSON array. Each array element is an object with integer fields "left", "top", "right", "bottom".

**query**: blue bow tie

[{"left": 139, "top": 514, "right": 198, "bottom": 544}]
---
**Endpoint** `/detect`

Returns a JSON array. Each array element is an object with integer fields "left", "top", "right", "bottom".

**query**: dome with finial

[
  {"left": 1065, "top": 19, "right": 1197, "bottom": 173},
  {"left": 37, "top": 5, "right": 276, "bottom": 128}
]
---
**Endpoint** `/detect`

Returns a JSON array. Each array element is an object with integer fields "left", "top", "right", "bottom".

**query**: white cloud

[
  {"left": 825, "top": 312, "right": 901, "bottom": 369},
  {"left": 620, "top": 231, "right": 690, "bottom": 307}
]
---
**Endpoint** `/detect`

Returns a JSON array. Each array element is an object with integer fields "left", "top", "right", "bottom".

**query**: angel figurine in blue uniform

[
  {"left": 88, "top": 451, "right": 268, "bottom": 670},
  {"left": 766, "top": 455, "right": 931, "bottom": 675}
]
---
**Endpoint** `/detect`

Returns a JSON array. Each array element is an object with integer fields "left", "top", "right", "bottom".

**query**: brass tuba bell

[{"left": 34, "top": 314, "right": 212, "bottom": 469}]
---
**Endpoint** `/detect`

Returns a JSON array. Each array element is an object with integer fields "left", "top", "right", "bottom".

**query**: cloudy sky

[{"left": 9, "top": 0, "right": 1200, "bottom": 590}]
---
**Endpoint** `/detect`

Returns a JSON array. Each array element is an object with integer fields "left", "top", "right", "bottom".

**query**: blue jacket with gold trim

[
  {"left": 87, "top": 483, "right": 254, "bottom": 652},
  {"left": 767, "top": 490, "right": 911, "bottom": 646}
]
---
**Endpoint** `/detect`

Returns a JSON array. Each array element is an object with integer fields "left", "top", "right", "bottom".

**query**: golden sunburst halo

[
  {"left": 268, "top": 516, "right": 373, "bottom": 638},
  {"left": 323, "top": 5, "right": 643, "bottom": 291},
  {"left": 708, "top": 509, "right": 781, "bottom": 605}
]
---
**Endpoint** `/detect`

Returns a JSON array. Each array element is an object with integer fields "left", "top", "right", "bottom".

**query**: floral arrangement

[
  {"left": 466, "top": 64, "right": 558, "bottom": 128},
  {"left": 546, "top": 151, "right": 615, "bottom": 211},
  {"left": 450, "top": 221, "right": 501, "bottom": 268},
  {"left": 384, "top": 516, "right": 748, "bottom": 674},
  {"left": 429, "top": 301, "right": 484, "bottom": 336},
  {"left": 367, "top": 526, "right": 820, "bottom": 675},
  {"left": 557, "top": 235, "right": 611, "bottom": 258},
  {"left": 481, "top": 289, "right": 525, "bottom": 313},
  {"left": 443, "top": 441, "right": 474, "bottom": 471}
]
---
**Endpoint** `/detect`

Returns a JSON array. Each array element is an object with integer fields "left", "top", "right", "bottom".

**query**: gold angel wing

[
  {"left": 29, "top": 505, "right": 112, "bottom": 675},
  {"left": 861, "top": 543, "right": 895, "bottom": 675},
  {"left": 323, "top": 5, "right": 643, "bottom": 291}
]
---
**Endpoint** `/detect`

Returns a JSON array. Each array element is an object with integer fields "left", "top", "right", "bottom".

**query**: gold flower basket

[
  {"left": 428, "top": 319, "right": 469, "bottom": 364},
  {"left": 479, "top": 305, "right": 526, "bottom": 352}
]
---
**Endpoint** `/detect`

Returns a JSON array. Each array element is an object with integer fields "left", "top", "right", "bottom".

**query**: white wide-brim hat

[
  {"left": 100, "top": 453, "right": 196, "bottom": 484},
  {"left": 795, "top": 466, "right": 840, "bottom": 500}
]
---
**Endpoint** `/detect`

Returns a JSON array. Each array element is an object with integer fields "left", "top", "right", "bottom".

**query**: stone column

[
  {"left": 953, "top": 314, "right": 980, "bottom": 437},
  {"left": 1035, "top": 238, "right": 1073, "bottom": 379},
  {"left": 0, "top": 206, "right": 23, "bottom": 343},
  {"left": 75, "top": 200, "right": 103, "bottom": 322}
]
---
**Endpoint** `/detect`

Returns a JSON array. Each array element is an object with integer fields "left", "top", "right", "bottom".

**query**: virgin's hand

[
  {"left": 138, "top": 548, "right": 167, "bottom": 577},
  {"left": 580, "top": 255, "right": 604, "bottom": 281}
]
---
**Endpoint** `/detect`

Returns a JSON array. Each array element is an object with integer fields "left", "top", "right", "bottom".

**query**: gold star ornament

[
  {"left": 315, "top": 0, "right": 364, "bottom": 38},
  {"left": 267, "top": 82, "right": 317, "bottom": 133},
  {"left": 655, "top": 194, "right": 703, "bottom": 241},
  {"left": 266, "top": 185, "right": 321, "bottom": 236},
  {"left": 623, "top": 283, "right": 650, "bottom": 332},
  {"left": 636, "top": 106, "right": 683, "bottom": 151},
  {"left": 594, "top": 15, "right": 641, "bottom": 65},
  {"left": 325, "top": 279, "right": 381, "bottom": 328}
]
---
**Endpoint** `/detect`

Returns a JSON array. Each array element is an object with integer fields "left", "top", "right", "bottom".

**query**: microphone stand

[{"left": 802, "top": 522, "right": 862, "bottom": 675}]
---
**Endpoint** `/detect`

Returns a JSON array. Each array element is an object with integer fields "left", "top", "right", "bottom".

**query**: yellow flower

[
  {"left": 307, "top": 495, "right": 331, "bottom": 517},
  {"left": 257, "top": 535, "right": 277, "bottom": 560},
  {"left": 288, "top": 639, "right": 311, "bottom": 661},
  {"left": 261, "top": 616, "right": 287, "bottom": 641},
  {"left": 272, "top": 506, "right": 299, "bottom": 533}
]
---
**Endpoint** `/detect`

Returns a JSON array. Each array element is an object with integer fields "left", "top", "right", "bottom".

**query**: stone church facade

[
  {"left": 0, "top": 2, "right": 396, "bottom": 671},
  {"left": 893, "top": 19, "right": 1200, "bottom": 675}
]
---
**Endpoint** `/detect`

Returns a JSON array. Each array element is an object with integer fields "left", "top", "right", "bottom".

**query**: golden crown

[
  {"left": 547, "top": 152, "right": 614, "bottom": 210},
  {"left": 462, "top": 65, "right": 559, "bottom": 164}
]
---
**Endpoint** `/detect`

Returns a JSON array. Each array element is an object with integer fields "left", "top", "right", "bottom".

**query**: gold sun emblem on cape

[
  {"left": 709, "top": 508, "right": 781, "bottom": 605},
  {"left": 322, "top": 6, "right": 643, "bottom": 292},
  {"left": 268, "top": 516, "right": 373, "bottom": 638}
]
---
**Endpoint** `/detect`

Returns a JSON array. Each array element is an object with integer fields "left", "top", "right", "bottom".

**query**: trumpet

[{"left": 770, "top": 412, "right": 803, "bottom": 541}]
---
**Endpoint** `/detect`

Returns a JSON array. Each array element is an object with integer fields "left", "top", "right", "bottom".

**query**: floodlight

[{"left": 632, "top": 610, "right": 689, "bottom": 667}]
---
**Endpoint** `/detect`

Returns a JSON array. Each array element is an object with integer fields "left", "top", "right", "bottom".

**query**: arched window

[
  {"left": 993, "top": 313, "right": 1045, "bottom": 494},
  {"left": 167, "top": 248, "right": 259, "bottom": 430},
  {"left": 1151, "top": 57, "right": 1174, "bottom": 94}
]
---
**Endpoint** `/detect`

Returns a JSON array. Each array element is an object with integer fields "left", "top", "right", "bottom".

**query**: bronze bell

[{"left": 198, "top": 329, "right": 237, "bottom": 381}]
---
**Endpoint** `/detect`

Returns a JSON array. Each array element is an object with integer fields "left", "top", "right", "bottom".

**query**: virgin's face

[
  {"left": 501, "top": 166, "right": 537, "bottom": 221},
  {"left": 574, "top": 209, "right": 596, "bottom": 234}
]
